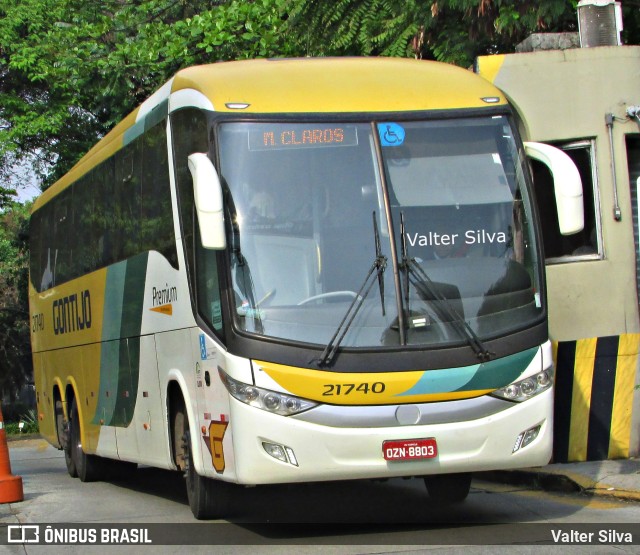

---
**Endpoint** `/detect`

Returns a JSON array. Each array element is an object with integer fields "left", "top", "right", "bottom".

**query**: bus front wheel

[
  {"left": 424, "top": 473, "right": 472, "bottom": 504},
  {"left": 182, "top": 421, "right": 230, "bottom": 520}
]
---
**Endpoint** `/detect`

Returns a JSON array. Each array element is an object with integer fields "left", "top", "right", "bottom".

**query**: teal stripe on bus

[
  {"left": 102, "top": 263, "right": 127, "bottom": 342},
  {"left": 120, "top": 253, "right": 148, "bottom": 338},
  {"left": 93, "top": 340, "right": 120, "bottom": 426},
  {"left": 398, "top": 347, "right": 538, "bottom": 396},
  {"left": 93, "top": 253, "right": 149, "bottom": 427},
  {"left": 461, "top": 347, "right": 538, "bottom": 391}
]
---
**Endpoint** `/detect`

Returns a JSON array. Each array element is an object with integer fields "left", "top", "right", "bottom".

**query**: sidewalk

[{"left": 482, "top": 458, "right": 640, "bottom": 502}]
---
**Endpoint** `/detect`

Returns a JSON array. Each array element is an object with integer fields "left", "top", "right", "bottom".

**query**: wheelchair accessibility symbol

[{"left": 379, "top": 123, "right": 405, "bottom": 146}]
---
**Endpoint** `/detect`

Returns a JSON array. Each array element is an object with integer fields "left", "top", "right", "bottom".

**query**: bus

[{"left": 29, "top": 57, "right": 583, "bottom": 519}]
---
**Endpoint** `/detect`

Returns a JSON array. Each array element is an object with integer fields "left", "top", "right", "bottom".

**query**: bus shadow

[
  {"left": 107, "top": 466, "right": 593, "bottom": 530},
  {"left": 107, "top": 466, "right": 188, "bottom": 505}
]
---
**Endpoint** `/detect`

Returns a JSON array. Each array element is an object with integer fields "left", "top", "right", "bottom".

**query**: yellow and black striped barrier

[{"left": 553, "top": 334, "right": 639, "bottom": 462}]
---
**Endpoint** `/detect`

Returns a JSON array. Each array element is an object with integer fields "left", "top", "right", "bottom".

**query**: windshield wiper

[
  {"left": 399, "top": 212, "right": 493, "bottom": 362},
  {"left": 312, "top": 213, "right": 387, "bottom": 368},
  {"left": 372, "top": 212, "right": 386, "bottom": 317}
]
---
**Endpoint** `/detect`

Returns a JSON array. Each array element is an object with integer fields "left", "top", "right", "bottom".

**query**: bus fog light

[
  {"left": 263, "top": 442, "right": 287, "bottom": 462},
  {"left": 262, "top": 442, "right": 298, "bottom": 466},
  {"left": 513, "top": 424, "right": 541, "bottom": 453}
]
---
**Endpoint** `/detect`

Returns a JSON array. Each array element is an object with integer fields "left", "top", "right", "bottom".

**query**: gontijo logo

[{"left": 52, "top": 289, "right": 92, "bottom": 335}]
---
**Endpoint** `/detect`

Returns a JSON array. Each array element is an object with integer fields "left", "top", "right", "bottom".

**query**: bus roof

[
  {"left": 174, "top": 57, "right": 505, "bottom": 113},
  {"left": 34, "top": 57, "right": 506, "bottom": 211}
]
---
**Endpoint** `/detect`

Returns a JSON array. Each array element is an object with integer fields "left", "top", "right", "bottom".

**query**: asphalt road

[{"left": 1, "top": 438, "right": 640, "bottom": 554}]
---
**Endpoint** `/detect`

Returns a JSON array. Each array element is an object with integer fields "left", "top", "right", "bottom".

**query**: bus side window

[
  {"left": 195, "top": 234, "right": 224, "bottom": 334},
  {"left": 114, "top": 140, "right": 142, "bottom": 261},
  {"left": 31, "top": 210, "right": 53, "bottom": 292},
  {"left": 140, "top": 121, "right": 177, "bottom": 268},
  {"left": 171, "top": 109, "right": 225, "bottom": 337},
  {"left": 170, "top": 109, "right": 209, "bottom": 297},
  {"left": 52, "top": 189, "right": 72, "bottom": 285}
]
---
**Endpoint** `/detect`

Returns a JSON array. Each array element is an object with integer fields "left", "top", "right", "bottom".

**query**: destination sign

[{"left": 248, "top": 124, "right": 358, "bottom": 151}]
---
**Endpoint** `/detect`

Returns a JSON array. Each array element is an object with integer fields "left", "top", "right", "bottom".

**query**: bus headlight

[
  {"left": 219, "top": 370, "right": 317, "bottom": 416},
  {"left": 491, "top": 367, "right": 554, "bottom": 403}
]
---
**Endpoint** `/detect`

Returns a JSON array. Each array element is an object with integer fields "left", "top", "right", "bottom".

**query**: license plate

[{"left": 382, "top": 438, "right": 438, "bottom": 461}]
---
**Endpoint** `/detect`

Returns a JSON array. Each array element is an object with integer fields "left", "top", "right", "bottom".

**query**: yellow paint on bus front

[{"left": 254, "top": 360, "right": 493, "bottom": 405}]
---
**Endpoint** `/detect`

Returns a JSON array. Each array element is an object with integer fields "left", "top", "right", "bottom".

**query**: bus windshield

[{"left": 215, "top": 116, "right": 543, "bottom": 351}]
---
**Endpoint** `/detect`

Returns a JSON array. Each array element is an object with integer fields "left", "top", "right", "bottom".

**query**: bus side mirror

[
  {"left": 524, "top": 142, "right": 584, "bottom": 235},
  {"left": 188, "top": 153, "right": 226, "bottom": 249}
]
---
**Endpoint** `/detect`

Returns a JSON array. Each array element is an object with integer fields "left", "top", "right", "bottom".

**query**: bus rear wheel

[
  {"left": 181, "top": 418, "right": 230, "bottom": 520},
  {"left": 59, "top": 400, "right": 77, "bottom": 478},
  {"left": 424, "top": 473, "right": 472, "bottom": 504},
  {"left": 68, "top": 399, "right": 107, "bottom": 483}
]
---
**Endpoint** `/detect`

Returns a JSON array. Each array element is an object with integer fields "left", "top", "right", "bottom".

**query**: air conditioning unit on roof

[{"left": 577, "top": 0, "right": 623, "bottom": 47}]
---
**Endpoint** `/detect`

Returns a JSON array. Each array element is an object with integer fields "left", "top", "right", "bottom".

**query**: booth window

[{"left": 531, "top": 139, "right": 601, "bottom": 262}]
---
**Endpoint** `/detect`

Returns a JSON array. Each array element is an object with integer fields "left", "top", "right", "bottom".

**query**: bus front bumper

[{"left": 215, "top": 388, "right": 553, "bottom": 485}]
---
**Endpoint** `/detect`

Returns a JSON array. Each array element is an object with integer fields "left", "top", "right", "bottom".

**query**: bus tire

[
  {"left": 69, "top": 399, "right": 106, "bottom": 483},
  {"left": 59, "top": 400, "right": 77, "bottom": 478},
  {"left": 424, "top": 473, "right": 472, "bottom": 504},
  {"left": 183, "top": 426, "right": 230, "bottom": 520}
]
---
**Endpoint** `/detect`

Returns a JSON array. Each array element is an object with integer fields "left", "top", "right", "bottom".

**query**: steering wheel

[{"left": 297, "top": 291, "right": 361, "bottom": 306}]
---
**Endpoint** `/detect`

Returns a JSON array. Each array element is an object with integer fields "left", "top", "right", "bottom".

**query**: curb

[
  {"left": 7, "top": 433, "right": 42, "bottom": 443},
  {"left": 480, "top": 469, "right": 581, "bottom": 493},
  {"left": 479, "top": 469, "right": 640, "bottom": 503}
]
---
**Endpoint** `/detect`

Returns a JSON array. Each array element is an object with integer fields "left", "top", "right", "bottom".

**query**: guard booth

[{"left": 476, "top": 4, "right": 640, "bottom": 463}]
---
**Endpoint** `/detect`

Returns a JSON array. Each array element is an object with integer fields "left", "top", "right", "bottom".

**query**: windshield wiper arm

[
  {"left": 313, "top": 215, "right": 387, "bottom": 368},
  {"left": 399, "top": 211, "right": 492, "bottom": 362},
  {"left": 373, "top": 211, "right": 386, "bottom": 317},
  {"left": 399, "top": 212, "right": 411, "bottom": 328},
  {"left": 406, "top": 259, "right": 493, "bottom": 362}
]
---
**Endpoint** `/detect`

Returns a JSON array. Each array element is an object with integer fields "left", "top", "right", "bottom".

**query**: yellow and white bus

[{"left": 29, "top": 57, "right": 583, "bottom": 519}]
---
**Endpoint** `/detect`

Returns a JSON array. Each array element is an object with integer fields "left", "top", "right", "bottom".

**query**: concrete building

[{"left": 476, "top": 6, "right": 640, "bottom": 463}]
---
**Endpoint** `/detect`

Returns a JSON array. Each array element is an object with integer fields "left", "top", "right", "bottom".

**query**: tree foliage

[
  {"left": 0, "top": 202, "right": 31, "bottom": 400},
  {"left": 287, "top": 0, "right": 639, "bottom": 66},
  {"left": 0, "top": 0, "right": 297, "bottom": 193}
]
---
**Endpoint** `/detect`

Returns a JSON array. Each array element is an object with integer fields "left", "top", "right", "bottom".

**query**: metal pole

[{"left": 605, "top": 113, "right": 622, "bottom": 221}]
